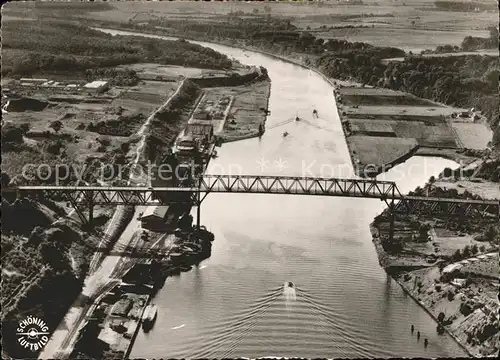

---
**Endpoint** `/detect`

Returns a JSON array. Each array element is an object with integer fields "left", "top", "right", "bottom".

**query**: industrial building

[
  {"left": 84, "top": 80, "right": 109, "bottom": 94},
  {"left": 20, "top": 78, "right": 48, "bottom": 84},
  {"left": 186, "top": 119, "right": 214, "bottom": 143},
  {"left": 140, "top": 206, "right": 171, "bottom": 231}
]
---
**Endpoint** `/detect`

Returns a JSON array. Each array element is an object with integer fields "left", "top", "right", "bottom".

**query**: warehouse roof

[{"left": 142, "top": 205, "right": 169, "bottom": 219}]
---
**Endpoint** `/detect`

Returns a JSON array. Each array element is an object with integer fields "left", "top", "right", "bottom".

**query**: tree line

[{"left": 1, "top": 20, "right": 233, "bottom": 77}]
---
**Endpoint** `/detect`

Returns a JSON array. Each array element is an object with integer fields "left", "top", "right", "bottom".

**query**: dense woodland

[
  {"left": 1, "top": 20, "right": 232, "bottom": 77},
  {"left": 433, "top": 1, "right": 498, "bottom": 12},
  {"left": 1, "top": 191, "right": 93, "bottom": 358}
]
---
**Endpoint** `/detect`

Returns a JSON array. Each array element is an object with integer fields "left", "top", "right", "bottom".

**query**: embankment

[
  {"left": 370, "top": 221, "right": 475, "bottom": 356},
  {"left": 155, "top": 228, "right": 215, "bottom": 280},
  {"left": 144, "top": 79, "right": 202, "bottom": 163},
  {"left": 369, "top": 176, "right": 500, "bottom": 357},
  {"left": 190, "top": 66, "right": 267, "bottom": 88}
]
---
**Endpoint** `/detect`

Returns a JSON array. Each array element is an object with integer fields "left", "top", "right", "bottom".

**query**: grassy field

[
  {"left": 339, "top": 87, "right": 442, "bottom": 106},
  {"left": 451, "top": 122, "right": 493, "bottom": 150},
  {"left": 350, "top": 119, "right": 458, "bottom": 148},
  {"left": 346, "top": 105, "right": 466, "bottom": 118},
  {"left": 4, "top": 0, "right": 494, "bottom": 54},
  {"left": 336, "top": 84, "right": 493, "bottom": 173},
  {"left": 349, "top": 135, "right": 418, "bottom": 167},
  {"left": 117, "top": 63, "right": 204, "bottom": 79},
  {"left": 384, "top": 49, "right": 499, "bottom": 62},
  {"left": 58, "top": 0, "right": 498, "bottom": 53}
]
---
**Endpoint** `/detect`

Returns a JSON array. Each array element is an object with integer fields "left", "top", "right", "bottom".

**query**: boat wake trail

[
  {"left": 283, "top": 281, "right": 297, "bottom": 309},
  {"left": 190, "top": 286, "right": 283, "bottom": 358}
]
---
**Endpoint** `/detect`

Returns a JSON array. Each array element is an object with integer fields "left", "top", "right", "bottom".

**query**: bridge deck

[
  {"left": 3, "top": 175, "right": 498, "bottom": 219},
  {"left": 8, "top": 186, "right": 499, "bottom": 204}
]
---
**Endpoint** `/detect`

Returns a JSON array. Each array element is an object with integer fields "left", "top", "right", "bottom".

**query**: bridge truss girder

[
  {"left": 395, "top": 198, "right": 500, "bottom": 219},
  {"left": 4, "top": 175, "right": 499, "bottom": 225},
  {"left": 199, "top": 175, "right": 398, "bottom": 200}
]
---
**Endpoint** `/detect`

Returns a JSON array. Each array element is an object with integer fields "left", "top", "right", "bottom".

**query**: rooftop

[
  {"left": 142, "top": 205, "right": 169, "bottom": 219},
  {"left": 20, "top": 78, "right": 48, "bottom": 82}
]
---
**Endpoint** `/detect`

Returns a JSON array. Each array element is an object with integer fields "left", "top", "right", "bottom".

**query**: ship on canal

[{"left": 142, "top": 304, "right": 158, "bottom": 332}]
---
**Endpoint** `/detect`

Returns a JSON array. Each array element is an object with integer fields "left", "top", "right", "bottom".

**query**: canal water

[{"left": 101, "top": 29, "right": 467, "bottom": 358}]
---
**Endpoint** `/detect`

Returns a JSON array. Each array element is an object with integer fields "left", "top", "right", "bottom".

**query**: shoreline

[{"left": 370, "top": 223, "right": 475, "bottom": 357}]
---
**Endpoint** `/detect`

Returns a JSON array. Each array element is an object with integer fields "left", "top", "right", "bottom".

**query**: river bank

[
  {"left": 198, "top": 76, "right": 271, "bottom": 144},
  {"left": 69, "top": 220, "right": 215, "bottom": 360},
  {"left": 96, "top": 25, "right": 490, "bottom": 178}
]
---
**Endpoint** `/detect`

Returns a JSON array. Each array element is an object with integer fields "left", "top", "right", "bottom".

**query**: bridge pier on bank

[
  {"left": 389, "top": 199, "right": 395, "bottom": 244},
  {"left": 196, "top": 190, "right": 201, "bottom": 230}
]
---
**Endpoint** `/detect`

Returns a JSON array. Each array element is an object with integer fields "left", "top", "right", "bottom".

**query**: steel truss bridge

[{"left": 4, "top": 175, "right": 499, "bottom": 229}]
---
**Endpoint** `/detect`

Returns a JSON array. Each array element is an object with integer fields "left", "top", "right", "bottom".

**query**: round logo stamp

[{"left": 16, "top": 316, "right": 50, "bottom": 352}]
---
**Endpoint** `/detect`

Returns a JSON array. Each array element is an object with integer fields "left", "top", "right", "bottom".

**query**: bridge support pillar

[
  {"left": 66, "top": 192, "right": 88, "bottom": 226},
  {"left": 389, "top": 187, "right": 395, "bottom": 243},
  {"left": 197, "top": 203, "right": 201, "bottom": 230},
  {"left": 196, "top": 189, "right": 201, "bottom": 230},
  {"left": 87, "top": 190, "right": 94, "bottom": 225},
  {"left": 88, "top": 204, "right": 94, "bottom": 225},
  {"left": 389, "top": 201, "right": 395, "bottom": 243}
]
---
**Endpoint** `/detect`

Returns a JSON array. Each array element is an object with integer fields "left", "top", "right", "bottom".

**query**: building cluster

[
  {"left": 193, "top": 96, "right": 232, "bottom": 121},
  {"left": 72, "top": 274, "right": 155, "bottom": 359}
]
